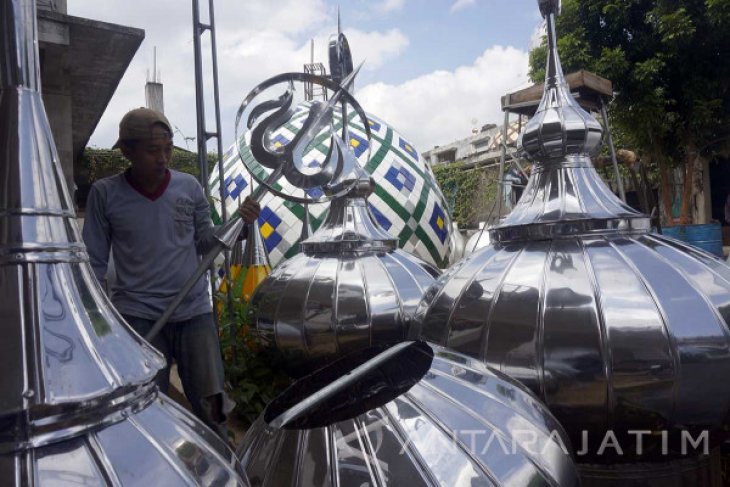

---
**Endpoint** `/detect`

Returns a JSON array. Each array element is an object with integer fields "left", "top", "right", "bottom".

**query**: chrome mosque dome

[
  {"left": 464, "top": 223, "right": 491, "bottom": 257},
  {"left": 251, "top": 175, "right": 439, "bottom": 377},
  {"left": 237, "top": 46, "right": 440, "bottom": 376},
  {"left": 237, "top": 341, "right": 581, "bottom": 487},
  {"left": 412, "top": 0, "right": 730, "bottom": 461},
  {"left": 0, "top": 0, "right": 248, "bottom": 484}
]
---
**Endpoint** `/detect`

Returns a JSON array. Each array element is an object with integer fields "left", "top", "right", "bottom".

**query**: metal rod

[
  {"left": 145, "top": 168, "right": 280, "bottom": 342},
  {"left": 144, "top": 237, "right": 230, "bottom": 342},
  {"left": 191, "top": 0, "right": 223, "bottom": 334},
  {"left": 600, "top": 97, "right": 627, "bottom": 203},
  {"left": 191, "top": 0, "right": 209, "bottom": 196},
  {"left": 495, "top": 110, "right": 509, "bottom": 221},
  {"left": 209, "top": 0, "right": 226, "bottom": 224},
  {"left": 207, "top": 0, "right": 236, "bottom": 352}
]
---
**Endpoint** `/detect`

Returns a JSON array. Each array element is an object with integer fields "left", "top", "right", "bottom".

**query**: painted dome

[
  {"left": 237, "top": 341, "right": 580, "bottom": 487},
  {"left": 209, "top": 103, "right": 455, "bottom": 268}
]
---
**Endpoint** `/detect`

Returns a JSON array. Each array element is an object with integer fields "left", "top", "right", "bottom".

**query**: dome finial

[
  {"left": 538, "top": 0, "right": 560, "bottom": 18},
  {"left": 519, "top": 0, "right": 602, "bottom": 161},
  {"left": 492, "top": 0, "right": 648, "bottom": 242}
]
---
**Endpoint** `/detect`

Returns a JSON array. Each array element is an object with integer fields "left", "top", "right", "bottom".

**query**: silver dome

[
  {"left": 237, "top": 341, "right": 581, "bottom": 486},
  {"left": 413, "top": 0, "right": 730, "bottom": 460},
  {"left": 252, "top": 178, "right": 439, "bottom": 376},
  {"left": 464, "top": 225, "right": 491, "bottom": 257},
  {"left": 0, "top": 1, "right": 247, "bottom": 484}
]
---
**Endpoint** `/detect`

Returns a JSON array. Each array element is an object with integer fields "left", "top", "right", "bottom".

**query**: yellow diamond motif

[
  {"left": 274, "top": 141, "right": 283, "bottom": 148},
  {"left": 260, "top": 222, "right": 275, "bottom": 239},
  {"left": 350, "top": 138, "right": 360, "bottom": 148},
  {"left": 405, "top": 144, "right": 413, "bottom": 152},
  {"left": 436, "top": 216, "right": 444, "bottom": 230}
]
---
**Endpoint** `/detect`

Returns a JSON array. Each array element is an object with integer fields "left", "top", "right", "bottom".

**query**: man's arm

[
  {"left": 193, "top": 181, "right": 261, "bottom": 255},
  {"left": 82, "top": 183, "right": 112, "bottom": 285},
  {"left": 193, "top": 181, "right": 219, "bottom": 255}
]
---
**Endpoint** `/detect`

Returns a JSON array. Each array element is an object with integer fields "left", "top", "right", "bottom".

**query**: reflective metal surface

[
  {"left": 450, "top": 222, "right": 466, "bottom": 262},
  {"left": 238, "top": 341, "right": 580, "bottom": 487},
  {"left": 415, "top": 233, "right": 730, "bottom": 458},
  {"left": 464, "top": 224, "right": 491, "bottom": 257},
  {"left": 0, "top": 1, "right": 248, "bottom": 484},
  {"left": 413, "top": 0, "right": 730, "bottom": 461},
  {"left": 3, "top": 394, "right": 247, "bottom": 486},
  {"left": 244, "top": 220, "right": 271, "bottom": 270},
  {"left": 491, "top": 0, "right": 648, "bottom": 244},
  {"left": 235, "top": 68, "right": 368, "bottom": 205},
  {"left": 252, "top": 176, "right": 439, "bottom": 376},
  {"left": 246, "top": 63, "right": 440, "bottom": 375},
  {"left": 328, "top": 9, "right": 353, "bottom": 86}
]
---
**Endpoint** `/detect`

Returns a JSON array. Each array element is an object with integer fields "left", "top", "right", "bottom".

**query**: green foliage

[
  {"left": 216, "top": 295, "right": 291, "bottom": 427},
  {"left": 81, "top": 147, "right": 218, "bottom": 183},
  {"left": 528, "top": 0, "right": 730, "bottom": 165},
  {"left": 433, "top": 162, "right": 498, "bottom": 227}
]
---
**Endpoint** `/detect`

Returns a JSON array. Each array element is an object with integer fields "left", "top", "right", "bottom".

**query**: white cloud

[
  {"left": 68, "top": 0, "right": 408, "bottom": 151},
  {"left": 450, "top": 0, "right": 476, "bottom": 13},
  {"left": 357, "top": 45, "right": 529, "bottom": 152},
  {"left": 344, "top": 29, "right": 409, "bottom": 70},
  {"left": 528, "top": 20, "right": 546, "bottom": 50},
  {"left": 375, "top": 0, "right": 406, "bottom": 13}
]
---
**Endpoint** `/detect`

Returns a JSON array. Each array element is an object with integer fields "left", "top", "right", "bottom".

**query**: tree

[{"left": 529, "top": 0, "right": 730, "bottom": 224}]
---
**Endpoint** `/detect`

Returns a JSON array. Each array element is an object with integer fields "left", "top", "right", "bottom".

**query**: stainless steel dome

[
  {"left": 412, "top": 0, "right": 730, "bottom": 460},
  {"left": 252, "top": 178, "right": 439, "bottom": 376},
  {"left": 0, "top": 1, "right": 248, "bottom": 484},
  {"left": 464, "top": 224, "right": 491, "bottom": 257},
  {"left": 237, "top": 341, "right": 581, "bottom": 486}
]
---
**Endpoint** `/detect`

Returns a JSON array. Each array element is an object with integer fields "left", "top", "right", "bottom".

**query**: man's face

[{"left": 122, "top": 124, "right": 172, "bottom": 181}]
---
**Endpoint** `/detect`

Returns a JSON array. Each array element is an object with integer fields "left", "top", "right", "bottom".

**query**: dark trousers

[{"left": 123, "top": 312, "right": 232, "bottom": 439}]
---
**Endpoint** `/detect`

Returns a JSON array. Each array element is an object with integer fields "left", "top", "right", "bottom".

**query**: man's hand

[{"left": 238, "top": 196, "right": 261, "bottom": 224}]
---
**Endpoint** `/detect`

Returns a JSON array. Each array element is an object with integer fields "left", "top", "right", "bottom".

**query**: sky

[{"left": 69, "top": 0, "right": 544, "bottom": 154}]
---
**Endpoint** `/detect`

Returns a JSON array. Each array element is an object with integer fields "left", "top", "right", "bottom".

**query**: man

[{"left": 83, "top": 107, "right": 260, "bottom": 438}]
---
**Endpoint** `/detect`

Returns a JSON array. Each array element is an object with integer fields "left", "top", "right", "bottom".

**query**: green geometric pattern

[{"left": 208, "top": 102, "right": 454, "bottom": 268}]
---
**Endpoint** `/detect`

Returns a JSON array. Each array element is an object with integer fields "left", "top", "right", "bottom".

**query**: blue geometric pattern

[
  {"left": 384, "top": 166, "right": 416, "bottom": 193},
  {"left": 305, "top": 187, "right": 324, "bottom": 199},
  {"left": 272, "top": 133, "right": 290, "bottom": 148},
  {"left": 349, "top": 132, "right": 369, "bottom": 158},
  {"left": 398, "top": 137, "right": 418, "bottom": 160},
  {"left": 208, "top": 103, "right": 456, "bottom": 269},
  {"left": 258, "top": 206, "right": 283, "bottom": 253},
  {"left": 369, "top": 203, "right": 392, "bottom": 231},
  {"left": 224, "top": 174, "right": 248, "bottom": 200},
  {"left": 429, "top": 203, "right": 448, "bottom": 244}
]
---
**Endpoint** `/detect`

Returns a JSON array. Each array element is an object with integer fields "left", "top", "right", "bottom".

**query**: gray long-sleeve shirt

[{"left": 83, "top": 169, "right": 217, "bottom": 321}]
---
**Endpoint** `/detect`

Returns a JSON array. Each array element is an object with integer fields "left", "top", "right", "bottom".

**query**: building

[
  {"left": 422, "top": 124, "right": 501, "bottom": 168},
  {"left": 37, "top": 0, "right": 144, "bottom": 204}
]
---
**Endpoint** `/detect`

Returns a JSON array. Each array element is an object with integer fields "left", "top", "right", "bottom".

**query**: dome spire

[
  {"left": 519, "top": 0, "right": 603, "bottom": 161},
  {"left": 491, "top": 0, "right": 649, "bottom": 243}
]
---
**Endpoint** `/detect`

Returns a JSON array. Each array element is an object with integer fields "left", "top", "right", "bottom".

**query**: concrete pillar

[{"left": 145, "top": 82, "right": 165, "bottom": 114}]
